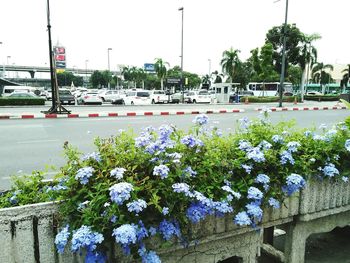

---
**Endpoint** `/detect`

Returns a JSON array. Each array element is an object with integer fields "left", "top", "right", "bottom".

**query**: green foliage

[
  {"left": 0, "top": 97, "right": 45, "bottom": 106},
  {"left": 239, "top": 96, "right": 299, "bottom": 103},
  {"left": 57, "top": 71, "right": 84, "bottom": 87},
  {"left": 304, "top": 95, "right": 339, "bottom": 101}
]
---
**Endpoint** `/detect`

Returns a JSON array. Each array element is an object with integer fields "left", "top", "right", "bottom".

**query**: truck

[{"left": 149, "top": 90, "right": 169, "bottom": 104}]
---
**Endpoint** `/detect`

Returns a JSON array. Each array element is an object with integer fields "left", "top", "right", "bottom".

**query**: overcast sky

[{"left": 0, "top": 0, "right": 349, "bottom": 76}]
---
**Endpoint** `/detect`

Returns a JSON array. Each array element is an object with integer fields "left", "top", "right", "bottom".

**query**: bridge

[{"left": 0, "top": 64, "right": 120, "bottom": 78}]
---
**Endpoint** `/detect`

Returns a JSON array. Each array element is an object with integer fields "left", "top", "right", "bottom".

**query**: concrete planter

[{"left": 0, "top": 196, "right": 300, "bottom": 263}]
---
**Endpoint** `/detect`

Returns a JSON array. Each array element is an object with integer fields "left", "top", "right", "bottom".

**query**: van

[{"left": 2, "top": 86, "right": 39, "bottom": 97}]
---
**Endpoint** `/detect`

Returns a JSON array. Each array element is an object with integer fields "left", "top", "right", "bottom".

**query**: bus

[
  {"left": 1, "top": 85, "right": 39, "bottom": 97},
  {"left": 246, "top": 82, "right": 293, "bottom": 96}
]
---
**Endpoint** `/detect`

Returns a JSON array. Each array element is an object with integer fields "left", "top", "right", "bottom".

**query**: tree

[
  {"left": 220, "top": 48, "right": 241, "bottom": 82},
  {"left": 341, "top": 64, "right": 350, "bottom": 92},
  {"left": 154, "top": 58, "right": 169, "bottom": 90},
  {"left": 201, "top": 74, "right": 211, "bottom": 89},
  {"left": 90, "top": 71, "right": 104, "bottom": 88},
  {"left": 311, "top": 62, "right": 334, "bottom": 94},
  {"left": 211, "top": 70, "right": 224, "bottom": 83},
  {"left": 296, "top": 33, "right": 320, "bottom": 100},
  {"left": 258, "top": 42, "right": 280, "bottom": 82},
  {"left": 265, "top": 24, "right": 305, "bottom": 76}
]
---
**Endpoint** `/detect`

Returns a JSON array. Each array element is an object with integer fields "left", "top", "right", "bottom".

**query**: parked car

[
  {"left": 123, "top": 90, "right": 151, "bottom": 105},
  {"left": 185, "top": 90, "right": 211, "bottom": 103},
  {"left": 111, "top": 94, "right": 125, "bottom": 105},
  {"left": 98, "top": 90, "right": 121, "bottom": 102},
  {"left": 77, "top": 92, "right": 103, "bottom": 105},
  {"left": 169, "top": 92, "right": 190, "bottom": 103},
  {"left": 8, "top": 92, "right": 39, "bottom": 98},
  {"left": 149, "top": 90, "right": 169, "bottom": 104},
  {"left": 58, "top": 89, "right": 75, "bottom": 105}
]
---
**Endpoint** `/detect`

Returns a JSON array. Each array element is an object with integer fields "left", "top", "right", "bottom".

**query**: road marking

[{"left": 17, "top": 139, "right": 59, "bottom": 144}]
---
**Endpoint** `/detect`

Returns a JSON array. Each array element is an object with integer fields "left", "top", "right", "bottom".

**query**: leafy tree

[
  {"left": 220, "top": 48, "right": 241, "bottom": 82},
  {"left": 341, "top": 64, "right": 350, "bottom": 91},
  {"left": 201, "top": 74, "right": 211, "bottom": 88},
  {"left": 258, "top": 42, "right": 280, "bottom": 82},
  {"left": 57, "top": 71, "right": 83, "bottom": 87},
  {"left": 90, "top": 70, "right": 104, "bottom": 88},
  {"left": 154, "top": 58, "right": 169, "bottom": 90},
  {"left": 265, "top": 24, "right": 305, "bottom": 76},
  {"left": 296, "top": 33, "right": 320, "bottom": 99},
  {"left": 311, "top": 62, "right": 334, "bottom": 90}
]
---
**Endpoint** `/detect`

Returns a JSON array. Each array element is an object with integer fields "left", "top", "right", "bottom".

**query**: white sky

[{"left": 0, "top": 0, "right": 349, "bottom": 76}]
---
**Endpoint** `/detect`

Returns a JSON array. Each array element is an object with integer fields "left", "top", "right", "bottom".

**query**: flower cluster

[
  {"left": 192, "top": 114, "right": 209, "bottom": 126},
  {"left": 81, "top": 152, "right": 101, "bottom": 162},
  {"left": 75, "top": 167, "right": 94, "bottom": 185},
  {"left": 70, "top": 225, "right": 104, "bottom": 253},
  {"left": 283, "top": 173, "right": 306, "bottom": 196},
  {"left": 153, "top": 165, "right": 170, "bottom": 179},
  {"left": 109, "top": 182, "right": 133, "bottom": 205},
  {"left": 55, "top": 225, "right": 70, "bottom": 254},
  {"left": 127, "top": 199, "right": 147, "bottom": 215},
  {"left": 110, "top": 167, "right": 126, "bottom": 180}
]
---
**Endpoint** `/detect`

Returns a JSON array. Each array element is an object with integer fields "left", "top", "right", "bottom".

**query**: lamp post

[
  {"left": 85, "top": 59, "right": 89, "bottom": 88},
  {"left": 6, "top": 56, "right": 11, "bottom": 78},
  {"left": 178, "top": 7, "right": 184, "bottom": 103},
  {"left": 278, "top": 0, "right": 289, "bottom": 108},
  {"left": 0, "top": 42, "right": 4, "bottom": 77},
  {"left": 107, "top": 48, "right": 112, "bottom": 89},
  {"left": 208, "top": 59, "right": 211, "bottom": 77}
]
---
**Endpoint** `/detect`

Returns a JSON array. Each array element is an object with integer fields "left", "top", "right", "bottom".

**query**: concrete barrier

[{"left": 0, "top": 180, "right": 349, "bottom": 263}]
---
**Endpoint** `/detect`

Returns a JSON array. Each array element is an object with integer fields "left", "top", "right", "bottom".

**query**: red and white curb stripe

[
  {"left": 0, "top": 108, "right": 245, "bottom": 120},
  {"left": 256, "top": 106, "right": 347, "bottom": 112}
]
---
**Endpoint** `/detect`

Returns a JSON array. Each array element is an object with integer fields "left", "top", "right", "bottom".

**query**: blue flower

[
  {"left": 342, "top": 176, "right": 349, "bottom": 183},
  {"left": 319, "top": 123, "right": 327, "bottom": 130},
  {"left": 183, "top": 166, "right": 197, "bottom": 177},
  {"left": 135, "top": 133, "right": 152, "bottom": 148},
  {"left": 268, "top": 197, "right": 280, "bottom": 209},
  {"left": 126, "top": 199, "right": 147, "bottom": 214},
  {"left": 55, "top": 225, "right": 70, "bottom": 254},
  {"left": 246, "top": 202, "right": 263, "bottom": 221},
  {"left": 153, "top": 164, "right": 170, "bottom": 179},
  {"left": 77, "top": 200, "right": 89, "bottom": 211},
  {"left": 239, "top": 117, "right": 251, "bottom": 130},
  {"left": 255, "top": 174, "right": 270, "bottom": 191},
  {"left": 166, "top": 152, "right": 182, "bottom": 163},
  {"left": 247, "top": 187, "right": 263, "bottom": 200},
  {"left": 259, "top": 140, "right": 272, "bottom": 150},
  {"left": 272, "top": 135, "right": 284, "bottom": 144},
  {"left": 71, "top": 225, "right": 104, "bottom": 252},
  {"left": 109, "top": 182, "right": 133, "bottom": 205},
  {"left": 141, "top": 250, "right": 161, "bottom": 263},
  {"left": 158, "top": 125, "right": 174, "bottom": 141},
  {"left": 221, "top": 185, "right": 241, "bottom": 199},
  {"left": 241, "top": 164, "right": 253, "bottom": 174},
  {"left": 85, "top": 251, "right": 106, "bottom": 263},
  {"left": 172, "top": 183, "right": 192, "bottom": 196},
  {"left": 158, "top": 219, "right": 181, "bottom": 241},
  {"left": 345, "top": 139, "right": 350, "bottom": 152},
  {"left": 247, "top": 147, "right": 265, "bottom": 163},
  {"left": 135, "top": 221, "right": 149, "bottom": 242},
  {"left": 162, "top": 207, "right": 169, "bottom": 215},
  {"left": 112, "top": 224, "right": 137, "bottom": 245},
  {"left": 186, "top": 202, "right": 210, "bottom": 223},
  {"left": 192, "top": 114, "right": 209, "bottom": 125},
  {"left": 81, "top": 152, "right": 101, "bottom": 162},
  {"left": 304, "top": 130, "right": 314, "bottom": 137},
  {"left": 110, "top": 215, "right": 118, "bottom": 223},
  {"left": 110, "top": 167, "right": 126, "bottom": 180},
  {"left": 320, "top": 163, "right": 339, "bottom": 178},
  {"left": 149, "top": 227, "right": 157, "bottom": 236},
  {"left": 180, "top": 135, "right": 204, "bottom": 148},
  {"left": 280, "top": 150, "right": 295, "bottom": 165},
  {"left": 234, "top": 211, "right": 252, "bottom": 226},
  {"left": 8, "top": 190, "right": 21, "bottom": 204},
  {"left": 213, "top": 201, "right": 233, "bottom": 215},
  {"left": 283, "top": 173, "right": 306, "bottom": 196},
  {"left": 286, "top": 141, "right": 300, "bottom": 153},
  {"left": 238, "top": 139, "right": 252, "bottom": 151},
  {"left": 75, "top": 167, "right": 94, "bottom": 185}
]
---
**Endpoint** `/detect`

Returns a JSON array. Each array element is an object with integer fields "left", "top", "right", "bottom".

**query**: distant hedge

[
  {"left": 239, "top": 96, "right": 299, "bottom": 103},
  {"left": 0, "top": 97, "right": 46, "bottom": 106},
  {"left": 303, "top": 95, "right": 340, "bottom": 101}
]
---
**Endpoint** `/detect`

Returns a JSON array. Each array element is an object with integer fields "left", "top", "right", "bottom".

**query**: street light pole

[
  {"left": 6, "top": 56, "right": 11, "bottom": 78},
  {"left": 107, "top": 48, "right": 112, "bottom": 89},
  {"left": 0, "top": 42, "right": 4, "bottom": 78},
  {"left": 178, "top": 7, "right": 184, "bottom": 103},
  {"left": 278, "top": 0, "right": 289, "bottom": 108},
  {"left": 85, "top": 59, "right": 89, "bottom": 88},
  {"left": 208, "top": 59, "right": 211, "bottom": 77}
]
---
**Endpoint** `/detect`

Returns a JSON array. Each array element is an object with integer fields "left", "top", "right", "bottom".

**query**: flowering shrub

[{"left": 1, "top": 113, "right": 350, "bottom": 262}]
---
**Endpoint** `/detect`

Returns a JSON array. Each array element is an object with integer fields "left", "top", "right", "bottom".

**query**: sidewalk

[{"left": 0, "top": 100, "right": 346, "bottom": 120}]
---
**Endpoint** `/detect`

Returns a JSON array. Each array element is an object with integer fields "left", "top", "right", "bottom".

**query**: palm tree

[
  {"left": 297, "top": 33, "right": 320, "bottom": 100},
  {"left": 154, "top": 58, "right": 169, "bottom": 90},
  {"left": 312, "top": 62, "right": 334, "bottom": 94},
  {"left": 220, "top": 48, "right": 241, "bottom": 82},
  {"left": 341, "top": 64, "right": 350, "bottom": 92},
  {"left": 201, "top": 74, "right": 211, "bottom": 89}
]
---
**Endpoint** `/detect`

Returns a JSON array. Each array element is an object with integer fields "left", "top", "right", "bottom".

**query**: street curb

[
  {"left": 0, "top": 108, "right": 245, "bottom": 120},
  {"left": 256, "top": 106, "right": 347, "bottom": 112}
]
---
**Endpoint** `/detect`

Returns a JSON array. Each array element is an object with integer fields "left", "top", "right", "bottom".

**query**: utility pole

[
  {"left": 278, "top": 0, "right": 289, "bottom": 108},
  {"left": 179, "top": 7, "right": 184, "bottom": 103}
]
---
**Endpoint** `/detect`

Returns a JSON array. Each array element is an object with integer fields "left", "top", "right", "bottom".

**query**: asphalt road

[{"left": 0, "top": 109, "right": 349, "bottom": 189}]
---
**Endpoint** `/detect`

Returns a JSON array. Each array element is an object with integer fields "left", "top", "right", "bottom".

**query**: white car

[
  {"left": 185, "top": 89, "right": 211, "bottom": 103},
  {"left": 149, "top": 90, "right": 169, "bottom": 104},
  {"left": 123, "top": 90, "right": 151, "bottom": 105},
  {"left": 77, "top": 92, "right": 103, "bottom": 105},
  {"left": 99, "top": 90, "right": 121, "bottom": 102}
]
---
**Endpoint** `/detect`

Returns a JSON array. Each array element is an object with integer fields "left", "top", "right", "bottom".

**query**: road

[{"left": 0, "top": 108, "right": 349, "bottom": 189}]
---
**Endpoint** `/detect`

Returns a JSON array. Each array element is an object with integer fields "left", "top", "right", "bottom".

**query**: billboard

[
  {"left": 53, "top": 46, "right": 66, "bottom": 70},
  {"left": 144, "top": 63, "right": 155, "bottom": 72}
]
